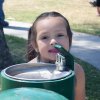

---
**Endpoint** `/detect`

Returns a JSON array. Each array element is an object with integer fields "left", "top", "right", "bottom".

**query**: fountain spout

[{"left": 54, "top": 44, "right": 74, "bottom": 71}]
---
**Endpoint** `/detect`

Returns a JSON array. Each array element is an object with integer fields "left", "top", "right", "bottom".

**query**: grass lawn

[
  {"left": 5, "top": 35, "right": 28, "bottom": 64},
  {"left": 4, "top": 0, "right": 100, "bottom": 35},
  {"left": 0, "top": 35, "right": 100, "bottom": 100}
]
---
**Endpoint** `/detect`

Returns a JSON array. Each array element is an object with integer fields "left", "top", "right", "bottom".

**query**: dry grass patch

[{"left": 4, "top": 0, "right": 100, "bottom": 35}]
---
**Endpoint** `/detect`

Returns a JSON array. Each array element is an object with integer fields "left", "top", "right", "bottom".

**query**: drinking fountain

[{"left": 0, "top": 44, "right": 75, "bottom": 100}]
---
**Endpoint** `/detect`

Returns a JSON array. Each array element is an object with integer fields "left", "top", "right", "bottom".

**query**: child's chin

[{"left": 49, "top": 58, "right": 56, "bottom": 63}]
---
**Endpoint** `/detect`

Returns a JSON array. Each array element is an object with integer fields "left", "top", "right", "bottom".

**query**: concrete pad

[{"left": 71, "top": 32, "right": 100, "bottom": 70}]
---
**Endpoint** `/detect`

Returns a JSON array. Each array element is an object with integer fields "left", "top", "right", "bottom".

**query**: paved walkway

[{"left": 4, "top": 21, "right": 100, "bottom": 70}]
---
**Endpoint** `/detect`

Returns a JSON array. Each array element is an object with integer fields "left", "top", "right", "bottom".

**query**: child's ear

[{"left": 31, "top": 42, "right": 38, "bottom": 52}]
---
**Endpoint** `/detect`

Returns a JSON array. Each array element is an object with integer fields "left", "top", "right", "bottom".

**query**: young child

[{"left": 27, "top": 11, "right": 85, "bottom": 100}]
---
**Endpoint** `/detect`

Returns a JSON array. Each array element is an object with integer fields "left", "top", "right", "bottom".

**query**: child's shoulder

[
  {"left": 28, "top": 57, "right": 38, "bottom": 63},
  {"left": 74, "top": 62, "right": 85, "bottom": 86},
  {"left": 74, "top": 63, "right": 85, "bottom": 100},
  {"left": 74, "top": 63, "right": 84, "bottom": 75}
]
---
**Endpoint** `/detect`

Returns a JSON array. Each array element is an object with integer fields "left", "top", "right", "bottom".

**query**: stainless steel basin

[{"left": 4, "top": 63, "right": 72, "bottom": 81}]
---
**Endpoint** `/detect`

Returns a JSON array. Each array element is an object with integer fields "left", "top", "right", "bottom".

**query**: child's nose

[{"left": 50, "top": 39, "right": 57, "bottom": 46}]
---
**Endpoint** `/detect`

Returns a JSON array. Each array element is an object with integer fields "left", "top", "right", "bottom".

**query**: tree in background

[{"left": 0, "top": 25, "right": 14, "bottom": 70}]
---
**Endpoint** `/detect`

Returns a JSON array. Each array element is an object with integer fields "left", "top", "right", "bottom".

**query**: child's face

[{"left": 35, "top": 17, "right": 69, "bottom": 63}]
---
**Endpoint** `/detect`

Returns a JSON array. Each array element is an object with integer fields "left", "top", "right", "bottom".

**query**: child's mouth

[{"left": 48, "top": 49, "right": 59, "bottom": 53}]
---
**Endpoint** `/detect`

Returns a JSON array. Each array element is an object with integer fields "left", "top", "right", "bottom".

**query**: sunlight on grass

[{"left": 4, "top": 0, "right": 100, "bottom": 35}]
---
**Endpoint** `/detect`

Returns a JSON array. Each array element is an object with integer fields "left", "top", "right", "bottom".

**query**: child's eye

[
  {"left": 57, "top": 34, "right": 64, "bottom": 37},
  {"left": 41, "top": 36, "right": 48, "bottom": 40}
]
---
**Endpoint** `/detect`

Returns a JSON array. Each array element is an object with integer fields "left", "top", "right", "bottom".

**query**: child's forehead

[
  {"left": 36, "top": 17, "right": 66, "bottom": 30},
  {"left": 36, "top": 16, "right": 66, "bottom": 27}
]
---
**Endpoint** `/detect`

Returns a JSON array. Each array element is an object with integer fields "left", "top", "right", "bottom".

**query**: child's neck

[{"left": 37, "top": 56, "right": 55, "bottom": 64}]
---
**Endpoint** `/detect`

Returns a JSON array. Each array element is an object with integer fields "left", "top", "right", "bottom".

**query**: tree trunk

[{"left": 0, "top": 25, "right": 14, "bottom": 70}]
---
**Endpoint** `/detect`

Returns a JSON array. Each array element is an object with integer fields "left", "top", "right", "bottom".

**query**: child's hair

[{"left": 27, "top": 11, "right": 73, "bottom": 61}]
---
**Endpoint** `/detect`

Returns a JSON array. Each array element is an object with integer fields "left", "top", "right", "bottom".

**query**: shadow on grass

[{"left": 0, "top": 35, "right": 100, "bottom": 100}]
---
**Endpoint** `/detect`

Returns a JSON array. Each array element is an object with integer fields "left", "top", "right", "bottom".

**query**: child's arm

[{"left": 74, "top": 63, "right": 86, "bottom": 100}]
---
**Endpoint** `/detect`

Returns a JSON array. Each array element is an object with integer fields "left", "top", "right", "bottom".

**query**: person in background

[
  {"left": 96, "top": 0, "right": 100, "bottom": 16},
  {"left": 27, "top": 11, "right": 85, "bottom": 100},
  {"left": 0, "top": 0, "right": 9, "bottom": 27}
]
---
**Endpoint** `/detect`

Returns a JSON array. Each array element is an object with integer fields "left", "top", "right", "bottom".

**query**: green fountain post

[{"left": 54, "top": 44, "right": 75, "bottom": 100}]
